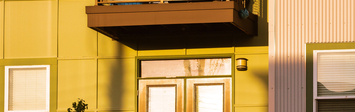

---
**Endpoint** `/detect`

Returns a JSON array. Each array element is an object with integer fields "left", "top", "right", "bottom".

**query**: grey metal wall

[{"left": 269, "top": 0, "right": 355, "bottom": 112}]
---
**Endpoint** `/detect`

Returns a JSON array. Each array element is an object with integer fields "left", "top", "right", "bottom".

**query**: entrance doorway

[
  {"left": 137, "top": 57, "right": 233, "bottom": 112},
  {"left": 138, "top": 78, "right": 231, "bottom": 112}
]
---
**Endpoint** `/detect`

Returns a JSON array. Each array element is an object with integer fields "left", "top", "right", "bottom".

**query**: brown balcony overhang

[{"left": 86, "top": 1, "right": 257, "bottom": 40}]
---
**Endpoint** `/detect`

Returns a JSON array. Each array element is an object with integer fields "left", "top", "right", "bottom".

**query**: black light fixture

[{"left": 236, "top": 58, "right": 248, "bottom": 71}]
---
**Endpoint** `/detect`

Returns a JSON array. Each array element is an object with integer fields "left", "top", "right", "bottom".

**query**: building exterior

[
  {"left": 269, "top": 0, "right": 355, "bottom": 112},
  {"left": 0, "top": 0, "right": 268, "bottom": 112},
  {"left": 0, "top": 0, "right": 354, "bottom": 112}
]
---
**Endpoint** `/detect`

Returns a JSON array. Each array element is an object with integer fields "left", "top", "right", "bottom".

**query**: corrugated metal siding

[{"left": 273, "top": 0, "right": 355, "bottom": 112}]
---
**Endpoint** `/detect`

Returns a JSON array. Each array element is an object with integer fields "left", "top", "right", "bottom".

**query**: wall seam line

[
  {"left": 3, "top": 0, "right": 5, "bottom": 59},
  {"left": 56, "top": 0, "right": 59, "bottom": 111},
  {"left": 57, "top": 0, "right": 59, "bottom": 59}
]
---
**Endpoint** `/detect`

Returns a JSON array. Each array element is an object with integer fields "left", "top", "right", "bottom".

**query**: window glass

[
  {"left": 141, "top": 58, "right": 231, "bottom": 78},
  {"left": 195, "top": 85, "right": 223, "bottom": 112},
  {"left": 148, "top": 86, "right": 176, "bottom": 112},
  {"left": 318, "top": 99, "right": 355, "bottom": 112},
  {"left": 186, "top": 78, "right": 231, "bottom": 112},
  {"left": 317, "top": 52, "right": 355, "bottom": 96},
  {"left": 8, "top": 68, "right": 47, "bottom": 111}
]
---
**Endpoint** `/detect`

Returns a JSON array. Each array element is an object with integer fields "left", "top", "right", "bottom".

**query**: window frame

[
  {"left": 313, "top": 50, "right": 355, "bottom": 112},
  {"left": 4, "top": 65, "right": 50, "bottom": 112}
]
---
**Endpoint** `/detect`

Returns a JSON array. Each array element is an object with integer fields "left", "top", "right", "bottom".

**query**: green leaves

[{"left": 67, "top": 98, "right": 88, "bottom": 112}]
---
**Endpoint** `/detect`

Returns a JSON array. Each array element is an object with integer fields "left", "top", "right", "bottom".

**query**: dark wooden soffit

[{"left": 86, "top": 1, "right": 257, "bottom": 40}]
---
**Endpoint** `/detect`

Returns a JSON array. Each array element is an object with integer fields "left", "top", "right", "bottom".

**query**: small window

[
  {"left": 141, "top": 58, "right": 231, "bottom": 78},
  {"left": 4, "top": 65, "right": 50, "bottom": 112},
  {"left": 313, "top": 50, "right": 355, "bottom": 112}
]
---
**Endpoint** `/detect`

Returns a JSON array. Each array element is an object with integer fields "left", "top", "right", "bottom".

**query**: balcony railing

[{"left": 96, "top": 0, "right": 230, "bottom": 6}]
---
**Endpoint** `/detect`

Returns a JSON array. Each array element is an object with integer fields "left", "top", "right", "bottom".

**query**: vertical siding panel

[
  {"left": 337, "top": 0, "right": 341, "bottom": 42},
  {"left": 277, "top": 0, "right": 280, "bottom": 110},
  {"left": 288, "top": 0, "right": 292, "bottom": 111},
  {"left": 273, "top": 0, "right": 355, "bottom": 112},
  {"left": 290, "top": 0, "right": 294, "bottom": 111},
  {"left": 325, "top": 0, "right": 329, "bottom": 42},
  {"left": 276, "top": 0, "right": 281, "bottom": 111},
  {"left": 278, "top": 0, "right": 283, "bottom": 111},
  {"left": 333, "top": 0, "right": 336, "bottom": 42},
  {"left": 284, "top": 0, "right": 288, "bottom": 111},
  {"left": 321, "top": 0, "right": 324, "bottom": 42},
  {"left": 346, "top": 0, "right": 350, "bottom": 41},
  {"left": 322, "top": 0, "right": 325, "bottom": 43},
  {"left": 350, "top": 0, "right": 352, "bottom": 41},
  {"left": 341, "top": 0, "right": 344, "bottom": 42},
  {"left": 280, "top": 0, "right": 287, "bottom": 112},
  {"left": 294, "top": 1, "right": 298, "bottom": 109},
  {"left": 352, "top": 0, "right": 355, "bottom": 42},
  {"left": 330, "top": 0, "right": 333, "bottom": 42},
  {"left": 309, "top": 0, "right": 312, "bottom": 43},
  {"left": 293, "top": 0, "right": 297, "bottom": 111},
  {"left": 301, "top": 0, "right": 306, "bottom": 111},
  {"left": 313, "top": 0, "right": 320, "bottom": 43},
  {"left": 335, "top": 0, "right": 338, "bottom": 42},
  {"left": 286, "top": 0, "right": 290, "bottom": 109},
  {"left": 312, "top": 0, "right": 315, "bottom": 43},
  {"left": 300, "top": 0, "right": 305, "bottom": 108},
  {"left": 297, "top": 0, "right": 301, "bottom": 111}
]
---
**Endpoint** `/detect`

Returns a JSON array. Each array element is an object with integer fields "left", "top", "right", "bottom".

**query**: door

[
  {"left": 138, "top": 79, "right": 184, "bottom": 112},
  {"left": 138, "top": 78, "right": 231, "bottom": 112}
]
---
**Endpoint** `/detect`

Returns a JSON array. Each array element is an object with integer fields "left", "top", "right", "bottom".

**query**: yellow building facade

[{"left": 0, "top": 0, "right": 268, "bottom": 112}]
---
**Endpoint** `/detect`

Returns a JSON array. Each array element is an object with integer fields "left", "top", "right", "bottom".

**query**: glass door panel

[
  {"left": 138, "top": 79, "right": 184, "bottom": 112},
  {"left": 148, "top": 86, "right": 176, "bottom": 112},
  {"left": 196, "top": 84, "right": 224, "bottom": 112},
  {"left": 186, "top": 78, "right": 231, "bottom": 112}
]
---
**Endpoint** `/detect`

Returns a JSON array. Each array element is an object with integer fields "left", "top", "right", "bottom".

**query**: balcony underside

[{"left": 86, "top": 1, "right": 258, "bottom": 41}]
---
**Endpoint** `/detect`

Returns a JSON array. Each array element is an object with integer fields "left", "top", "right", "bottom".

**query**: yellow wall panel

[
  {"left": 186, "top": 47, "right": 234, "bottom": 55},
  {"left": 235, "top": 46, "right": 268, "bottom": 54},
  {"left": 98, "top": 33, "right": 136, "bottom": 58},
  {"left": 235, "top": 107, "right": 267, "bottom": 112},
  {"left": 234, "top": 54, "right": 268, "bottom": 106},
  {"left": 138, "top": 49, "right": 185, "bottom": 56},
  {"left": 58, "top": 0, "right": 97, "bottom": 58},
  {"left": 98, "top": 58, "right": 136, "bottom": 110},
  {"left": 58, "top": 59, "right": 97, "bottom": 111},
  {"left": 0, "top": 0, "right": 3, "bottom": 59},
  {"left": 4, "top": 0, "right": 57, "bottom": 58}
]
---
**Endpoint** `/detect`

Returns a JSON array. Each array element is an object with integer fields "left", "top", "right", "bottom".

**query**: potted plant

[{"left": 67, "top": 98, "right": 88, "bottom": 112}]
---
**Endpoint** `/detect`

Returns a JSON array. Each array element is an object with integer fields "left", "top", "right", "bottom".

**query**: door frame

[{"left": 135, "top": 54, "right": 235, "bottom": 112}]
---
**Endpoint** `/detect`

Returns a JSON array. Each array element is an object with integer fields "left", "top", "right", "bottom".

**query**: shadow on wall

[
  {"left": 106, "top": 43, "right": 136, "bottom": 111},
  {"left": 251, "top": 64, "right": 269, "bottom": 104},
  {"left": 98, "top": 39, "right": 136, "bottom": 111}
]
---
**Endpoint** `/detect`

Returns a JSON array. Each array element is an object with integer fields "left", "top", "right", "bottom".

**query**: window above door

[{"left": 140, "top": 58, "right": 232, "bottom": 78}]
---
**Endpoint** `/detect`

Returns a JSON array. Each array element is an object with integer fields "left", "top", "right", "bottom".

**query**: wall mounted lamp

[{"left": 236, "top": 58, "right": 248, "bottom": 71}]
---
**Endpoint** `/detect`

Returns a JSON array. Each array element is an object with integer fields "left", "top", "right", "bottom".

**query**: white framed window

[
  {"left": 4, "top": 65, "right": 50, "bottom": 112},
  {"left": 313, "top": 50, "right": 355, "bottom": 112}
]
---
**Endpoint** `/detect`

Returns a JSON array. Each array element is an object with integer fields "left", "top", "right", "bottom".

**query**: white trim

[
  {"left": 313, "top": 50, "right": 318, "bottom": 112},
  {"left": 4, "top": 65, "right": 50, "bottom": 112},
  {"left": 313, "top": 49, "right": 355, "bottom": 112},
  {"left": 268, "top": 0, "right": 276, "bottom": 111},
  {"left": 314, "top": 49, "right": 355, "bottom": 53},
  {"left": 315, "top": 96, "right": 355, "bottom": 100}
]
